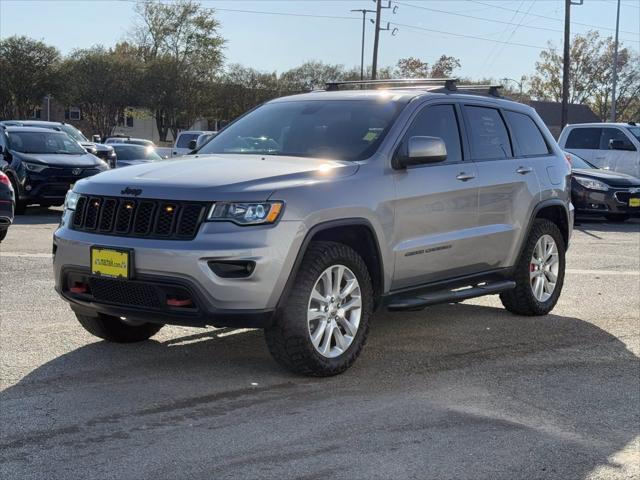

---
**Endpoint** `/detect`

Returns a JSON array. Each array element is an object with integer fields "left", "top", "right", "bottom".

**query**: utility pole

[
  {"left": 351, "top": 8, "right": 375, "bottom": 80},
  {"left": 610, "top": 0, "right": 621, "bottom": 122},
  {"left": 561, "top": 0, "right": 583, "bottom": 130},
  {"left": 371, "top": 0, "right": 383, "bottom": 80}
]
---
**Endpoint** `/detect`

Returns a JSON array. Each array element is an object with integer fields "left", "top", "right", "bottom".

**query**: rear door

[
  {"left": 562, "top": 126, "right": 602, "bottom": 163},
  {"left": 391, "top": 102, "right": 480, "bottom": 289},
  {"left": 461, "top": 104, "right": 541, "bottom": 270}
]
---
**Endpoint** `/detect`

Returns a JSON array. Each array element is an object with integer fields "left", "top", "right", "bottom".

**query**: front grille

[
  {"left": 72, "top": 195, "right": 208, "bottom": 240},
  {"left": 613, "top": 190, "right": 639, "bottom": 204},
  {"left": 88, "top": 277, "right": 163, "bottom": 308}
]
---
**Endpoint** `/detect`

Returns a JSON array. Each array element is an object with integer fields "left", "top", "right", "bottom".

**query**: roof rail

[
  {"left": 325, "top": 78, "right": 459, "bottom": 92},
  {"left": 447, "top": 84, "right": 504, "bottom": 98}
]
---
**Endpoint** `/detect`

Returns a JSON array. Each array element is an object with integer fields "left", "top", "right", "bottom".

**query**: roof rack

[
  {"left": 325, "top": 78, "right": 459, "bottom": 91},
  {"left": 324, "top": 78, "right": 504, "bottom": 97}
]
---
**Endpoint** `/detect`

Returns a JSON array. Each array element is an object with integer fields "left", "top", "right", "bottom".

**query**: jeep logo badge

[
  {"left": 121, "top": 187, "right": 143, "bottom": 196},
  {"left": 71, "top": 168, "right": 82, "bottom": 176}
]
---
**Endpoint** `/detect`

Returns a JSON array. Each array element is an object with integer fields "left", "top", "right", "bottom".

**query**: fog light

[
  {"left": 25, "top": 185, "right": 32, "bottom": 191},
  {"left": 208, "top": 260, "right": 256, "bottom": 278}
]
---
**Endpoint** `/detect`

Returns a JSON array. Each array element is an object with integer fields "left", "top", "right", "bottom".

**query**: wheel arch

[
  {"left": 277, "top": 218, "right": 385, "bottom": 310},
  {"left": 531, "top": 200, "right": 571, "bottom": 248}
]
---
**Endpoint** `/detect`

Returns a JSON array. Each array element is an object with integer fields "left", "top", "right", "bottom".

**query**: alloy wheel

[{"left": 530, "top": 234, "right": 559, "bottom": 302}]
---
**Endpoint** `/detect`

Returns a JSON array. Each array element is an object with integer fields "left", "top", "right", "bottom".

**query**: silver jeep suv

[{"left": 53, "top": 79, "right": 573, "bottom": 376}]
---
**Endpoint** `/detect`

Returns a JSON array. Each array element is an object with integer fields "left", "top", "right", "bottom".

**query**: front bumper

[
  {"left": 572, "top": 185, "right": 640, "bottom": 216},
  {"left": 20, "top": 168, "right": 104, "bottom": 204},
  {"left": 53, "top": 211, "right": 304, "bottom": 328}
]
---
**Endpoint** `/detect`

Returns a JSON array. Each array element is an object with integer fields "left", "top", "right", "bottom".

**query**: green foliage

[
  {"left": 530, "top": 31, "right": 640, "bottom": 122},
  {"left": 0, "top": 36, "right": 61, "bottom": 119}
]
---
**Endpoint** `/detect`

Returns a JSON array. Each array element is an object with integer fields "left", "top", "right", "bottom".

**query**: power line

[
  {"left": 468, "top": 0, "right": 638, "bottom": 36},
  {"left": 390, "top": 21, "right": 547, "bottom": 49}
]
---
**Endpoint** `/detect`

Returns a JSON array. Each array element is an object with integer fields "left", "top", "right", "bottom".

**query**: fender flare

[
  {"left": 275, "top": 218, "right": 385, "bottom": 310},
  {"left": 518, "top": 198, "right": 571, "bottom": 256}
]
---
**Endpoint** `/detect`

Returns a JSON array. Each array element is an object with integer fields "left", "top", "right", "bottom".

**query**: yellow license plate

[
  {"left": 91, "top": 247, "right": 131, "bottom": 279},
  {"left": 629, "top": 198, "right": 640, "bottom": 207}
]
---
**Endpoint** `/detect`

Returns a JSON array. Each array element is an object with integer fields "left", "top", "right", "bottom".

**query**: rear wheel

[
  {"left": 76, "top": 313, "right": 163, "bottom": 343},
  {"left": 605, "top": 214, "right": 629, "bottom": 222},
  {"left": 265, "top": 241, "right": 373, "bottom": 376},
  {"left": 500, "top": 219, "right": 565, "bottom": 316}
]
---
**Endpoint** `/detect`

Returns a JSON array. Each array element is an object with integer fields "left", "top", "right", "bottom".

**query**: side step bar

[{"left": 386, "top": 281, "right": 516, "bottom": 312}]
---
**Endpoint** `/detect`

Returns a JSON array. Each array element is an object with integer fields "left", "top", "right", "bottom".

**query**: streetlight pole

[
  {"left": 610, "top": 0, "right": 621, "bottom": 122},
  {"left": 351, "top": 8, "right": 375, "bottom": 80},
  {"left": 561, "top": 0, "right": 583, "bottom": 130},
  {"left": 502, "top": 77, "right": 524, "bottom": 97}
]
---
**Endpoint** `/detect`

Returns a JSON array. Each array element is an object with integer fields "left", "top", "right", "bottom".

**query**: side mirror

[
  {"left": 92, "top": 135, "right": 101, "bottom": 143},
  {"left": 394, "top": 136, "right": 447, "bottom": 169},
  {"left": 609, "top": 139, "right": 636, "bottom": 151},
  {"left": 188, "top": 139, "right": 198, "bottom": 150}
]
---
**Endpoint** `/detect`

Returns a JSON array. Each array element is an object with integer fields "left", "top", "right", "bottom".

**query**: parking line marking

[
  {"left": 566, "top": 268, "right": 639, "bottom": 276},
  {"left": 0, "top": 252, "right": 53, "bottom": 258}
]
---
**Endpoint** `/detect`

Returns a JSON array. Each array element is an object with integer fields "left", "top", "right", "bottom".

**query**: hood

[
  {"left": 116, "top": 159, "right": 153, "bottom": 168},
  {"left": 13, "top": 151, "right": 103, "bottom": 167},
  {"left": 73, "top": 154, "right": 360, "bottom": 201},
  {"left": 572, "top": 168, "right": 640, "bottom": 187}
]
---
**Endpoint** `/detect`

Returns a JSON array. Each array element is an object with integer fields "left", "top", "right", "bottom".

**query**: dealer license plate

[
  {"left": 91, "top": 247, "right": 131, "bottom": 279},
  {"left": 629, "top": 198, "right": 640, "bottom": 207}
]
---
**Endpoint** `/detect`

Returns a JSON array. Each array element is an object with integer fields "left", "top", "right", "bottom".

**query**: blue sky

[{"left": 1, "top": 0, "right": 638, "bottom": 82}]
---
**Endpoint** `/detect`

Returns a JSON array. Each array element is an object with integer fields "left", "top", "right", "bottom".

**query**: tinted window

[
  {"left": 7, "top": 131, "right": 86, "bottom": 154},
  {"left": 600, "top": 128, "right": 635, "bottom": 151},
  {"left": 565, "top": 127, "right": 601, "bottom": 149},
  {"left": 627, "top": 126, "right": 640, "bottom": 142},
  {"left": 198, "top": 100, "right": 403, "bottom": 161},
  {"left": 176, "top": 133, "right": 200, "bottom": 148},
  {"left": 504, "top": 111, "right": 549, "bottom": 156},
  {"left": 403, "top": 104, "right": 462, "bottom": 163},
  {"left": 112, "top": 144, "right": 162, "bottom": 161},
  {"left": 465, "top": 106, "right": 512, "bottom": 160}
]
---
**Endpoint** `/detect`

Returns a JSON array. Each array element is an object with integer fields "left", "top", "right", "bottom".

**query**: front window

[
  {"left": 176, "top": 133, "right": 201, "bottom": 149},
  {"left": 626, "top": 126, "right": 640, "bottom": 142},
  {"left": 7, "top": 131, "right": 86, "bottom": 155},
  {"left": 198, "top": 100, "right": 404, "bottom": 161}
]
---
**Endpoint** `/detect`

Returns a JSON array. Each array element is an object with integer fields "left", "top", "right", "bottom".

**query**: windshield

[
  {"left": 626, "top": 126, "right": 640, "bottom": 142},
  {"left": 61, "top": 124, "right": 88, "bottom": 142},
  {"left": 7, "top": 131, "right": 86, "bottom": 155},
  {"left": 198, "top": 100, "right": 403, "bottom": 161},
  {"left": 113, "top": 144, "right": 162, "bottom": 161},
  {"left": 177, "top": 133, "right": 201, "bottom": 148},
  {"left": 568, "top": 152, "right": 595, "bottom": 169}
]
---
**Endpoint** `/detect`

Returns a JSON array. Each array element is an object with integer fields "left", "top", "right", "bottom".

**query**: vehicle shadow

[
  {"left": 1, "top": 303, "right": 638, "bottom": 480},
  {"left": 574, "top": 214, "right": 640, "bottom": 233},
  {"left": 12, "top": 206, "right": 62, "bottom": 225}
]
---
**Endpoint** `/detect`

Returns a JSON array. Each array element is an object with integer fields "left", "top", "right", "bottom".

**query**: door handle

[
  {"left": 456, "top": 172, "right": 476, "bottom": 182},
  {"left": 516, "top": 166, "right": 533, "bottom": 175}
]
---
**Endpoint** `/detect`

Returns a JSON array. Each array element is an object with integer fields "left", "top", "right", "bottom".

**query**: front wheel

[
  {"left": 500, "top": 219, "right": 566, "bottom": 316},
  {"left": 76, "top": 313, "right": 163, "bottom": 343},
  {"left": 265, "top": 241, "right": 373, "bottom": 376}
]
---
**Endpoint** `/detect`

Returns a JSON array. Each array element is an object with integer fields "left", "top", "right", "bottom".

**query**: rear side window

[
  {"left": 504, "top": 111, "right": 550, "bottom": 156},
  {"left": 600, "top": 128, "right": 636, "bottom": 151},
  {"left": 565, "top": 128, "right": 601, "bottom": 149},
  {"left": 403, "top": 104, "right": 462, "bottom": 163},
  {"left": 465, "top": 106, "right": 512, "bottom": 160}
]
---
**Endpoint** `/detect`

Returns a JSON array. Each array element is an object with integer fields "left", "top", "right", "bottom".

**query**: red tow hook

[
  {"left": 166, "top": 296, "right": 193, "bottom": 307},
  {"left": 70, "top": 282, "right": 89, "bottom": 294}
]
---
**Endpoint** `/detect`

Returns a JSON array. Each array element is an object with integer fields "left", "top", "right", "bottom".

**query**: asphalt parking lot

[{"left": 1, "top": 208, "right": 639, "bottom": 480}]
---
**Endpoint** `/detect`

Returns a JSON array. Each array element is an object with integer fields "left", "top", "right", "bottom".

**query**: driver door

[{"left": 391, "top": 103, "right": 479, "bottom": 290}]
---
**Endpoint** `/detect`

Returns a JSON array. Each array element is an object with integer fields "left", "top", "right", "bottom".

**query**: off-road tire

[
  {"left": 605, "top": 214, "right": 629, "bottom": 223},
  {"left": 500, "top": 219, "right": 565, "bottom": 316},
  {"left": 76, "top": 313, "right": 163, "bottom": 343},
  {"left": 265, "top": 241, "right": 373, "bottom": 376}
]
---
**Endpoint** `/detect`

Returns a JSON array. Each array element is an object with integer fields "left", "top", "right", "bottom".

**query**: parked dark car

[
  {"left": 566, "top": 151, "right": 640, "bottom": 222},
  {"left": 0, "top": 126, "right": 109, "bottom": 213},
  {"left": 111, "top": 143, "right": 163, "bottom": 168},
  {"left": 0, "top": 169, "right": 15, "bottom": 242},
  {"left": 0, "top": 121, "right": 117, "bottom": 168}
]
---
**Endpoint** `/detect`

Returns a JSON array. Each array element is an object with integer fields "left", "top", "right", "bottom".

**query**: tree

[
  {"left": 279, "top": 61, "right": 347, "bottom": 91},
  {"left": 0, "top": 36, "right": 61, "bottom": 119},
  {"left": 394, "top": 55, "right": 460, "bottom": 78},
  {"left": 61, "top": 46, "right": 142, "bottom": 137},
  {"left": 529, "top": 31, "right": 640, "bottom": 121},
  {"left": 131, "top": 0, "right": 225, "bottom": 141}
]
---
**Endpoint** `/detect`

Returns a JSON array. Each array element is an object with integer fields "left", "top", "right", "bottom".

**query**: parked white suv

[
  {"left": 558, "top": 122, "right": 640, "bottom": 178},
  {"left": 171, "top": 130, "right": 216, "bottom": 157}
]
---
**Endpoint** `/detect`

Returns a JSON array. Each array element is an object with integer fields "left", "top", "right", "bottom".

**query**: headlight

[
  {"left": 574, "top": 176, "right": 609, "bottom": 191},
  {"left": 207, "top": 201, "right": 283, "bottom": 225},
  {"left": 23, "top": 161, "right": 48, "bottom": 173},
  {"left": 64, "top": 190, "right": 81, "bottom": 211},
  {"left": 96, "top": 159, "right": 110, "bottom": 170}
]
